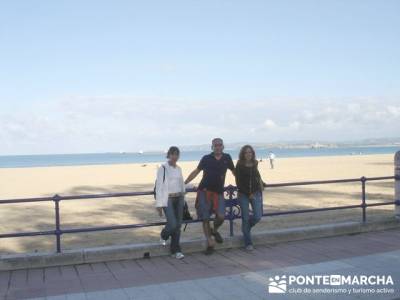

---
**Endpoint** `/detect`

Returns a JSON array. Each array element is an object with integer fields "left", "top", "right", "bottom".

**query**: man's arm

[
  {"left": 228, "top": 155, "right": 236, "bottom": 177},
  {"left": 234, "top": 163, "right": 240, "bottom": 187},
  {"left": 185, "top": 168, "right": 201, "bottom": 185}
]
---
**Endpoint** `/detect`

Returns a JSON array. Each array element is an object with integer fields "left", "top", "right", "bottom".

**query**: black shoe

[
  {"left": 204, "top": 246, "right": 214, "bottom": 255},
  {"left": 211, "top": 229, "right": 223, "bottom": 244}
]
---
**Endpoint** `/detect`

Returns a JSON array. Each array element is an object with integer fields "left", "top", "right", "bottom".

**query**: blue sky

[{"left": 0, "top": 0, "right": 399, "bottom": 155}]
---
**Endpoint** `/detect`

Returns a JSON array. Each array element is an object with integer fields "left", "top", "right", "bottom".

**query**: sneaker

[
  {"left": 211, "top": 229, "right": 223, "bottom": 244},
  {"left": 245, "top": 244, "right": 254, "bottom": 251},
  {"left": 160, "top": 238, "right": 167, "bottom": 246},
  {"left": 174, "top": 252, "right": 185, "bottom": 259}
]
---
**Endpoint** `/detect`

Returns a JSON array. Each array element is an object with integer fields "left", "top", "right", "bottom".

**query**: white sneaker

[
  {"left": 160, "top": 238, "right": 167, "bottom": 246},
  {"left": 245, "top": 245, "right": 254, "bottom": 251},
  {"left": 174, "top": 252, "right": 185, "bottom": 259}
]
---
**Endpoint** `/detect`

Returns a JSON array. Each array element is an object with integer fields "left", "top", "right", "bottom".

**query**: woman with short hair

[{"left": 155, "top": 146, "right": 186, "bottom": 259}]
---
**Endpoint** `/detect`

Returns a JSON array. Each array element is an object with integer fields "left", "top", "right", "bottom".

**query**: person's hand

[
  {"left": 156, "top": 207, "right": 163, "bottom": 217},
  {"left": 262, "top": 181, "right": 267, "bottom": 190}
]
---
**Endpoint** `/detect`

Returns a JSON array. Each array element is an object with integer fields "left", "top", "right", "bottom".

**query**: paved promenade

[{"left": 1, "top": 228, "right": 400, "bottom": 299}]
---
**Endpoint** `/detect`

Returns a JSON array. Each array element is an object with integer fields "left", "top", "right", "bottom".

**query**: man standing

[
  {"left": 268, "top": 151, "right": 276, "bottom": 169},
  {"left": 185, "top": 138, "right": 235, "bottom": 255}
]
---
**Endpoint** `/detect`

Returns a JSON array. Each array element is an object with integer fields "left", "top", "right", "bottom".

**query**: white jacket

[{"left": 155, "top": 163, "right": 185, "bottom": 207}]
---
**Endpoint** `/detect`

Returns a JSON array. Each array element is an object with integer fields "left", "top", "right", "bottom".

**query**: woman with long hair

[{"left": 235, "top": 145, "right": 266, "bottom": 251}]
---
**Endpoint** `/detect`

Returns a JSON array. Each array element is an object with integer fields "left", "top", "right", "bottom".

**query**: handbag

[{"left": 182, "top": 200, "right": 193, "bottom": 231}]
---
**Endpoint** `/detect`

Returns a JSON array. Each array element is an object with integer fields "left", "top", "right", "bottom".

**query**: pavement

[{"left": 1, "top": 228, "right": 400, "bottom": 300}]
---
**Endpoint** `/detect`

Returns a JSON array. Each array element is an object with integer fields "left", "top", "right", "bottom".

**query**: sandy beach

[{"left": 0, "top": 153, "right": 397, "bottom": 254}]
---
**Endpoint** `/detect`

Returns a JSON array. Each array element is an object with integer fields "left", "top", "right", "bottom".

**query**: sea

[{"left": 0, "top": 146, "right": 399, "bottom": 169}]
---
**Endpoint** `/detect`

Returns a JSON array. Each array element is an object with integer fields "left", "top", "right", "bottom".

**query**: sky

[{"left": 0, "top": 0, "right": 399, "bottom": 155}]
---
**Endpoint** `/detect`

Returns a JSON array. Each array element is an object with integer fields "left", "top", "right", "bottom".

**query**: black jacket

[{"left": 235, "top": 162, "right": 266, "bottom": 196}]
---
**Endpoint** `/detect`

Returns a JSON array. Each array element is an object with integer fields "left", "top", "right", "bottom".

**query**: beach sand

[{"left": 0, "top": 153, "right": 397, "bottom": 254}]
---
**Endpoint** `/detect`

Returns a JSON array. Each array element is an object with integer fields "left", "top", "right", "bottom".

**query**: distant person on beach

[
  {"left": 235, "top": 145, "right": 267, "bottom": 251},
  {"left": 185, "top": 138, "right": 235, "bottom": 255},
  {"left": 155, "top": 146, "right": 186, "bottom": 259},
  {"left": 268, "top": 151, "right": 276, "bottom": 169}
]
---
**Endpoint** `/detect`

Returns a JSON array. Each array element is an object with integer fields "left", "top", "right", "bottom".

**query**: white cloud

[
  {"left": 289, "top": 121, "right": 301, "bottom": 130},
  {"left": 263, "top": 119, "right": 278, "bottom": 129},
  {"left": 387, "top": 105, "right": 400, "bottom": 117},
  {"left": 0, "top": 96, "right": 399, "bottom": 155}
]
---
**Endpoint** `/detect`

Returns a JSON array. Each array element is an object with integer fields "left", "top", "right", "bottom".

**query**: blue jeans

[
  {"left": 238, "top": 191, "right": 263, "bottom": 246},
  {"left": 161, "top": 195, "right": 184, "bottom": 254}
]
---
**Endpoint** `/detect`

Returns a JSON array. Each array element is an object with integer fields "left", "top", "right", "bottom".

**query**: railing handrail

[
  {"left": 0, "top": 174, "right": 398, "bottom": 253},
  {"left": 0, "top": 175, "right": 397, "bottom": 205}
]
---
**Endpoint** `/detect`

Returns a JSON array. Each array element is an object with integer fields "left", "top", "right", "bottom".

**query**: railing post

[
  {"left": 361, "top": 176, "right": 367, "bottom": 223},
  {"left": 227, "top": 186, "right": 235, "bottom": 237},
  {"left": 395, "top": 151, "right": 400, "bottom": 219},
  {"left": 53, "top": 194, "right": 62, "bottom": 253}
]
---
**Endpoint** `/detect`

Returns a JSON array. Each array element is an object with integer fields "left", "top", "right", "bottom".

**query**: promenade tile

[{"left": 1, "top": 228, "right": 399, "bottom": 299}]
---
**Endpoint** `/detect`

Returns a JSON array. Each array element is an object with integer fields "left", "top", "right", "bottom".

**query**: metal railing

[{"left": 0, "top": 175, "right": 398, "bottom": 253}]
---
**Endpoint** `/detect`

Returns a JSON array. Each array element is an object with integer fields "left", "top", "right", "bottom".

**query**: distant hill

[{"left": 174, "top": 137, "right": 400, "bottom": 152}]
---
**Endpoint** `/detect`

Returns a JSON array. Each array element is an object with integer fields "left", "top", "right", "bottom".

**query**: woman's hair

[
  {"left": 238, "top": 145, "right": 257, "bottom": 166},
  {"left": 166, "top": 146, "right": 180, "bottom": 158}
]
